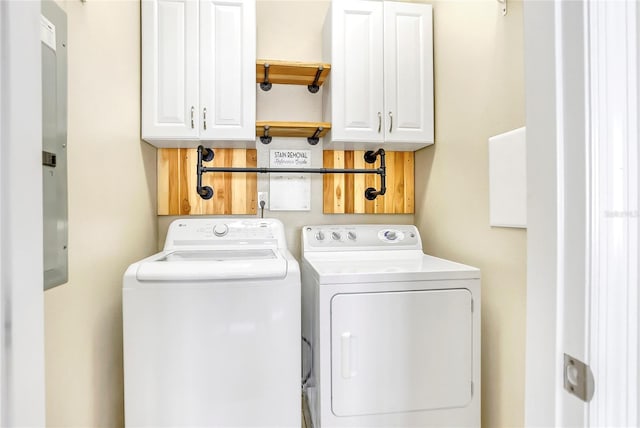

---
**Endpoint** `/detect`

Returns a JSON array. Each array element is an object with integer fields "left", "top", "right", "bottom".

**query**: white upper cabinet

[
  {"left": 383, "top": 1, "right": 434, "bottom": 145},
  {"left": 324, "top": 0, "right": 434, "bottom": 151},
  {"left": 142, "top": 0, "right": 199, "bottom": 140},
  {"left": 142, "top": 0, "right": 256, "bottom": 147},
  {"left": 326, "top": 1, "right": 384, "bottom": 144},
  {"left": 199, "top": 0, "right": 255, "bottom": 141}
]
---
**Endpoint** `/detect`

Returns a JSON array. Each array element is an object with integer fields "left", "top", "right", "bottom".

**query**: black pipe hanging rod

[
  {"left": 201, "top": 166, "right": 379, "bottom": 174},
  {"left": 196, "top": 146, "right": 386, "bottom": 201}
]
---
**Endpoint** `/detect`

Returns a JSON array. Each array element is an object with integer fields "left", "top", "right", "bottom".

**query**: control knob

[
  {"left": 384, "top": 230, "right": 397, "bottom": 241},
  {"left": 315, "top": 231, "right": 325, "bottom": 241},
  {"left": 347, "top": 231, "right": 357, "bottom": 241},
  {"left": 331, "top": 231, "right": 342, "bottom": 241},
  {"left": 213, "top": 224, "right": 229, "bottom": 237}
]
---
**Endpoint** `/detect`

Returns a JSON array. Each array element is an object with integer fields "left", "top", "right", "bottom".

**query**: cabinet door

[
  {"left": 330, "top": 0, "right": 384, "bottom": 143},
  {"left": 383, "top": 2, "right": 434, "bottom": 144},
  {"left": 142, "top": 0, "right": 199, "bottom": 140},
  {"left": 200, "top": 0, "right": 256, "bottom": 141}
]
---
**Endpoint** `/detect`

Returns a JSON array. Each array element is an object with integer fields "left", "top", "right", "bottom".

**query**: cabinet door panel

[
  {"left": 383, "top": 2, "right": 433, "bottom": 144},
  {"left": 142, "top": 0, "right": 198, "bottom": 139},
  {"left": 200, "top": 0, "right": 255, "bottom": 141},
  {"left": 331, "top": 0, "right": 384, "bottom": 143}
]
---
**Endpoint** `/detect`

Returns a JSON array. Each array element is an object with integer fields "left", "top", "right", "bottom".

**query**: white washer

[
  {"left": 301, "top": 224, "right": 480, "bottom": 428},
  {"left": 123, "top": 218, "right": 300, "bottom": 428}
]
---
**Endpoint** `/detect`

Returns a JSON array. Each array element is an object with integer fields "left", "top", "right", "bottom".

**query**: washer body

[
  {"left": 301, "top": 224, "right": 480, "bottom": 427},
  {"left": 123, "top": 218, "right": 300, "bottom": 427}
]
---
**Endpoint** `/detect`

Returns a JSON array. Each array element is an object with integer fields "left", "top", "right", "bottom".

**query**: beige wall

[
  {"left": 415, "top": 1, "right": 527, "bottom": 427},
  {"left": 44, "top": 1, "right": 157, "bottom": 426}
]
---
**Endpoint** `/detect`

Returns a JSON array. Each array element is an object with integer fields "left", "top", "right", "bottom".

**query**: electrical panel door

[{"left": 41, "top": 0, "right": 68, "bottom": 289}]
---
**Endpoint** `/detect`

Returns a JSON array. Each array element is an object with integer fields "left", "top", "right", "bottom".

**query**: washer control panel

[
  {"left": 213, "top": 224, "right": 230, "bottom": 237},
  {"left": 303, "top": 224, "right": 421, "bottom": 251},
  {"left": 165, "top": 218, "right": 288, "bottom": 249}
]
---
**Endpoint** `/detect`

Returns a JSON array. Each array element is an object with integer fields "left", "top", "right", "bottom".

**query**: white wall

[{"left": 44, "top": 1, "right": 157, "bottom": 426}]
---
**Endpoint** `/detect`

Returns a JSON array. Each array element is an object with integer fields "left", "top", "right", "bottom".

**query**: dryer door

[{"left": 331, "top": 288, "right": 473, "bottom": 416}]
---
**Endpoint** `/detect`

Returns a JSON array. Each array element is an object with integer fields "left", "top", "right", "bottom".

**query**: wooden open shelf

[
  {"left": 256, "top": 121, "right": 331, "bottom": 139},
  {"left": 255, "top": 60, "right": 331, "bottom": 143},
  {"left": 256, "top": 59, "right": 331, "bottom": 87}
]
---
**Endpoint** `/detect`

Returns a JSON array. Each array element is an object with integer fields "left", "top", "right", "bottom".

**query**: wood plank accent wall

[
  {"left": 323, "top": 151, "right": 414, "bottom": 214},
  {"left": 158, "top": 148, "right": 257, "bottom": 215},
  {"left": 157, "top": 149, "right": 412, "bottom": 216}
]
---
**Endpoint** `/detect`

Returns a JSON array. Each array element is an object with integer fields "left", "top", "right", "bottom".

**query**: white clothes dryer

[
  {"left": 123, "top": 218, "right": 300, "bottom": 428},
  {"left": 301, "top": 224, "right": 480, "bottom": 428}
]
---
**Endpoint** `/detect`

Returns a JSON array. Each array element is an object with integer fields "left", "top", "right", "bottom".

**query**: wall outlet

[{"left": 258, "top": 192, "right": 268, "bottom": 209}]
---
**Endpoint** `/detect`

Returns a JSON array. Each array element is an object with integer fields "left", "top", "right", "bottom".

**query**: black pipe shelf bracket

[
  {"left": 307, "top": 126, "right": 323, "bottom": 145},
  {"left": 307, "top": 65, "right": 323, "bottom": 93},
  {"left": 260, "top": 63, "right": 272, "bottom": 91},
  {"left": 196, "top": 145, "right": 387, "bottom": 201},
  {"left": 260, "top": 125, "right": 272, "bottom": 144}
]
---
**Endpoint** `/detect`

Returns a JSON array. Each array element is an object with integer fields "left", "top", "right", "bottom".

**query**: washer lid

[
  {"left": 304, "top": 251, "right": 480, "bottom": 284},
  {"left": 135, "top": 249, "right": 288, "bottom": 281},
  {"left": 160, "top": 249, "right": 277, "bottom": 262}
]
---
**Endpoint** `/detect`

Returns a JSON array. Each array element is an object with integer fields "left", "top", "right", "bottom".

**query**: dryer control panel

[{"left": 303, "top": 224, "right": 422, "bottom": 251}]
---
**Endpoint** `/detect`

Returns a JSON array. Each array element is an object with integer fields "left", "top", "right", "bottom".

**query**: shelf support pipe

[
  {"left": 259, "top": 125, "right": 272, "bottom": 144},
  {"left": 307, "top": 126, "right": 323, "bottom": 145},
  {"left": 196, "top": 146, "right": 386, "bottom": 201},
  {"left": 260, "top": 63, "right": 272, "bottom": 91},
  {"left": 307, "top": 65, "right": 324, "bottom": 93}
]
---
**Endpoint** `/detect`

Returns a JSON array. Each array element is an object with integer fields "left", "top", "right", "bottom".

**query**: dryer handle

[{"left": 341, "top": 332, "right": 357, "bottom": 379}]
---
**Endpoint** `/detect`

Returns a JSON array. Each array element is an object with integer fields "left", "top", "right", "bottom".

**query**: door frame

[
  {"left": 0, "top": 1, "right": 46, "bottom": 425},
  {"left": 586, "top": 0, "right": 639, "bottom": 425},
  {"left": 523, "top": 1, "right": 563, "bottom": 422},
  {"left": 524, "top": 0, "right": 639, "bottom": 426}
]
